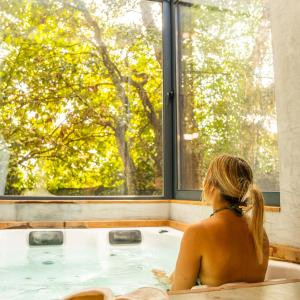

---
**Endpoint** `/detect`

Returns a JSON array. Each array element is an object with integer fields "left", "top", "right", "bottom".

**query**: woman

[{"left": 154, "top": 155, "right": 269, "bottom": 290}]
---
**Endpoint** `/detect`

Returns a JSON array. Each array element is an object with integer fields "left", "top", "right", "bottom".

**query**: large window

[
  {"left": 176, "top": 0, "right": 279, "bottom": 194},
  {"left": 0, "top": 0, "right": 280, "bottom": 201},
  {"left": 0, "top": 0, "right": 163, "bottom": 196}
]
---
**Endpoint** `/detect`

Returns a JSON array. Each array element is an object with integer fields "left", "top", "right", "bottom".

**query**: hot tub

[
  {"left": 0, "top": 227, "right": 299, "bottom": 300},
  {"left": 266, "top": 260, "right": 300, "bottom": 281},
  {"left": 0, "top": 227, "right": 180, "bottom": 300}
]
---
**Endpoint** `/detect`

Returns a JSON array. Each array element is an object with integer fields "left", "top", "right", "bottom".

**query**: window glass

[
  {"left": 0, "top": 0, "right": 163, "bottom": 196},
  {"left": 177, "top": 0, "right": 279, "bottom": 191}
]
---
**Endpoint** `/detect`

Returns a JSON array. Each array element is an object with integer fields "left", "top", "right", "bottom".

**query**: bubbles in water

[
  {"left": 42, "top": 260, "right": 54, "bottom": 265},
  {"left": 48, "top": 277, "right": 55, "bottom": 281},
  {"left": 0, "top": 243, "right": 179, "bottom": 299}
]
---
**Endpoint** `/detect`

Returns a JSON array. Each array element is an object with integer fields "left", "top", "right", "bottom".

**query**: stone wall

[
  {"left": 266, "top": 0, "right": 300, "bottom": 247},
  {"left": 0, "top": 202, "right": 170, "bottom": 222}
]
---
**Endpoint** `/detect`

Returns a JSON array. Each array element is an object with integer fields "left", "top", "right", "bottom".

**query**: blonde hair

[{"left": 203, "top": 154, "right": 265, "bottom": 264}]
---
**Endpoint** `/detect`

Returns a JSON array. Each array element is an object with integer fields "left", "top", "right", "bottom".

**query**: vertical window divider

[{"left": 162, "top": 0, "right": 175, "bottom": 199}]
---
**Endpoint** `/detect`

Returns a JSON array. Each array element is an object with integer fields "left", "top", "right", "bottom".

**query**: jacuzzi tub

[
  {"left": 0, "top": 227, "right": 299, "bottom": 300},
  {"left": 266, "top": 260, "right": 300, "bottom": 281},
  {"left": 0, "top": 227, "right": 180, "bottom": 300}
]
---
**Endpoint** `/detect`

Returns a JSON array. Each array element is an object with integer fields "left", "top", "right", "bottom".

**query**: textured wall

[
  {"left": 0, "top": 203, "right": 170, "bottom": 221},
  {"left": 0, "top": 201, "right": 287, "bottom": 246},
  {"left": 266, "top": 0, "right": 300, "bottom": 247}
]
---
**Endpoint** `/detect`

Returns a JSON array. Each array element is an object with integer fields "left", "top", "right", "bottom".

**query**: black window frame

[
  {"left": 172, "top": 0, "right": 280, "bottom": 206},
  {"left": 0, "top": 0, "right": 280, "bottom": 205}
]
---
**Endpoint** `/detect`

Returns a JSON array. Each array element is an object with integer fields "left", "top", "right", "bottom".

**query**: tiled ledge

[
  {"left": 168, "top": 279, "right": 300, "bottom": 298},
  {"left": 0, "top": 219, "right": 298, "bottom": 264},
  {"left": 0, "top": 199, "right": 280, "bottom": 212}
]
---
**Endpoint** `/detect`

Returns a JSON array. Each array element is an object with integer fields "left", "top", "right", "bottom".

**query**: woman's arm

[{"left": 171, "top": 225, "right": 202, "bottom": 291}]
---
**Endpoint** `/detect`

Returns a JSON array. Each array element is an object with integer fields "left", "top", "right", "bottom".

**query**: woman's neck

[{"left": 211, "top": 203, "right": 243, "bottom": 218}]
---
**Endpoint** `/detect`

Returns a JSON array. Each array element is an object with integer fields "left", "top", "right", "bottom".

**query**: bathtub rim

[
  {"left": 0, "top": 219, "right": 299, "bottom": 265},
  {"left": 1, "top": 225, "right": 300, "bottom": 298}
]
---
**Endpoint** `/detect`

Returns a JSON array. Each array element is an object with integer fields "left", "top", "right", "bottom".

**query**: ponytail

[
  {"left": 204, "top": 155, "right": 265, "bottom": 263},
  {"left": 248, "top": 184, "right": 265, "bottom": 264}
]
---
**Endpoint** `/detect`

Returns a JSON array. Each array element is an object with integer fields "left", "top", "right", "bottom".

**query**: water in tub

[{"left": 0, "top": 228, "right": 181, "bottom": 300}]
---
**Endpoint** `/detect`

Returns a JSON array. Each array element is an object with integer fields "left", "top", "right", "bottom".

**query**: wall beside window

[{"left": 266, "top": 0, "right": 300, "bottom": 248}]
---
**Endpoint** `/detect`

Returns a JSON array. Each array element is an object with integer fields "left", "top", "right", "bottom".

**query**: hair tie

[
  {"left": 221, "top": 194, "right": 240, "bottom": 204},
  {"left": 221, "top": 193, "right": 248, "bottom": 207}
]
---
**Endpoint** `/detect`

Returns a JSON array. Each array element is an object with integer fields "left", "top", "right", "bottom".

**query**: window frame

[
  {"left": 172, "top": 0, "right": 280, "bottom": 207},
  {"left": 0, "top": 0, "right": 280, "bottom": 205},
  {"left": 0, "top": 0, "right": 171, "bottom": 201}
]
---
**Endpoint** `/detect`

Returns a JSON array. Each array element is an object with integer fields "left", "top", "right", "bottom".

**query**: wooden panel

[
  {"left": 65, "top": 220, "right": 169, "bottom": 228},
  {"left": 0, "top": 219, "right": 169, "bottom": 229},
  {"left": 29, "top": 221, "right": 65, "bottom": 228},
  {"left": 270, "top": 243, "right": 300, "bottom": 264},
  {"left": 0, "top": 221, "right": 65, "bottom": 229},
  {"left": 168, "top": 220, "right": 188, "bottom": 232},
  {"left": 0, "top": 222, "right": 29, "bottom": 229}
]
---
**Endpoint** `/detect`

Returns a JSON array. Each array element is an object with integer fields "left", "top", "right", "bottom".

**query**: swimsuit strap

[{"left": 210, "top": 205, "right": 243, "bottom": 218}]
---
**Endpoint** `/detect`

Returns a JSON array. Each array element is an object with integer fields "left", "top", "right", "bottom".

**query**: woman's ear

[
  {"left": 211, "top": 185, "right": 221, "bottom": 198},
  {"left": 203, "top": 183, "right": 214, "bottom": 203},
  {"left": 208, "top": 183, "right": 219, "bottom": 196},
  {"left": 208, "top": 185, "right": 222, "bottom": 207}
]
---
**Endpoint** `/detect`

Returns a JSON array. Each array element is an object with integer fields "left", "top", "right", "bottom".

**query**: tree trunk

[{"left": 79, "top": 4, "right": 137, "bottom": 194}]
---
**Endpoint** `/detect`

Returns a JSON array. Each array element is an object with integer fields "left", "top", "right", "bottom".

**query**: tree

[
  {"left": 0, "top": 0, "right": 163, "bottom": 195},
  {"left": 0, "top": 0, "right": 279, "bottom": 195},
  {"left": 178, "top": 0, "right": 279, "bottom": 191}
]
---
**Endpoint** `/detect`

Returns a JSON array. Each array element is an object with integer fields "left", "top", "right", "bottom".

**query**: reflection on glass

[
  {"left": 177, "top": 0, "right": 279, "bottom": 191},
  {"left": 0, "top": 0, "right": 163, "bottom": 196}
]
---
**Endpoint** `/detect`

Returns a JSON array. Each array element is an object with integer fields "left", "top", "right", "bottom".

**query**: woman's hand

[{"left": 151, "top": 269, "right": 173, "bottom": 285}]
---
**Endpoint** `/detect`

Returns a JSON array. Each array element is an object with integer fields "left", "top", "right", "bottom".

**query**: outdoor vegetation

[
  {"left": 0, "top": 0, "right": 279, "bottom": 196},
  {"left": 177, "top": 0, "right": 279, "bottom": 191}
]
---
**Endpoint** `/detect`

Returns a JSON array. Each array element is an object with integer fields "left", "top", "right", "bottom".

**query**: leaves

[
  {"left": 0, "top": 0, "right": 279, "bottom": 195},
  {"left": 178, "top": 1, "right": 279, "bottom": 191},
  {"left": 0, "top": 0, "right": 163, "bottom": 195}
]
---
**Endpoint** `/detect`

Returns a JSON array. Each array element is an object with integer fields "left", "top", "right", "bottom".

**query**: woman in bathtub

[{"left": 153, "top": 154, "right": 269, "bottom": 290}]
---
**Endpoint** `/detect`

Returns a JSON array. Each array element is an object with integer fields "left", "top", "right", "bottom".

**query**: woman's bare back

[
  {"left": 171, "top": 209, "right": 269, "bottom": 290},
  {"left": 196, "top": 210, "right": 269, "bottom": 286}
]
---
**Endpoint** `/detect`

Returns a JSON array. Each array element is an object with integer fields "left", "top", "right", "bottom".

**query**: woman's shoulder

[
  {"left": 184, "top": 216, "right": 229, "bottom": 242},
  {"left": 185, "top": 218, "right": 214, "bottom": 236}
]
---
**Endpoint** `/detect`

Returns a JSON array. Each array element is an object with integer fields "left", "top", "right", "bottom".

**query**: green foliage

[
  {"left": 0, "top": 0, "right": 162, "bottom": 195},
  {"left": 178, "top": 0, "right": 279, "bottom": 191},
  {"left": 0, "top": 0, "right": 279, "bottom": 195}
]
